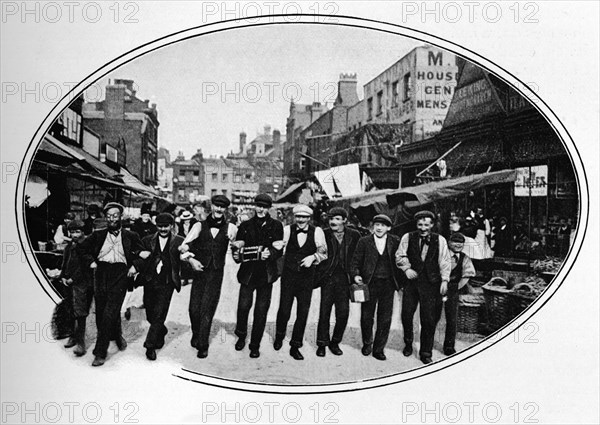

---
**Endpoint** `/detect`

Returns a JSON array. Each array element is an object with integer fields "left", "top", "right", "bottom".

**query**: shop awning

[
  {"left": 385, "top": 169, "right": 518, "bottom": 207},
  {"left": 275, "top": 181, "right": 305, "bottom": 203}
]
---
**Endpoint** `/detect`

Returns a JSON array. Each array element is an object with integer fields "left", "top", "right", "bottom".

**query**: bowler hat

[
  {"left": 414, "top": 210, "right": 435, "bottom": 221},
  {"left": 211, "top": 195, "right": 231, "bottom": 208},
  {"left": 254, "top": 194, "right": 273, "bottom": 208},
  {"left": 327, "top": 207, "right": 348, "bottom": 219},
  {"left": 293, "top": 204, "right": 313, "bottom": 217},
  {"left": 103, "top": 202, "right": 124, "bottom": 214},
  {"left": 155, "top": 213, "right": 174, "bottom": 225},
  {"left": 372, "top": 214, "right": 392, "bottom": 227}
]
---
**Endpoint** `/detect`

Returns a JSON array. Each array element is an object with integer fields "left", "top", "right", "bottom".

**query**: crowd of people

[{"left": 52, "top": 193, "right": 481, "bottom": 367}]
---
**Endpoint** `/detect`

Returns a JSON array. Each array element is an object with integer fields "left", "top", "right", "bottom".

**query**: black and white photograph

[{"left": 2, "top": 2, "right": 598, "bottom": 424}]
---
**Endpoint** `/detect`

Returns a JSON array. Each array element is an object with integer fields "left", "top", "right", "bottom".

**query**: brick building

[
  {"left": 83, "top": 79, "right": 159, "bottom": 186},
  {"left": 284, "top": 101, "right": 324, "bottom": 183},
  {"left": 171, "top": 150, "right": 202, "bottom": 205}
]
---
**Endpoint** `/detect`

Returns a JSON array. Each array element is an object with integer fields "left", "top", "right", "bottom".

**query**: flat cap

[
  {"left": 449, "top": 232, "right": 466, "bottom": 243},
  {"left": 254, "top": 194, "right": 273, "bottom": 208},
  {"left": 293, "top": 204, "right": 313, "bottom": 217},
  {"left": 372, "top": 214, "right": 392, "bottom": 227},
  {"left": 211, "top": 194, "right": 231, "bottom": 208},
  {"left": 414, "top": 210, "right": 435, "bottom": 221},
  {"left": 327, "top": 207, "right": 348, "bottom": 219},
  {"left": 155, "top": 213, "right": 174, "bottom": 225},
  {"left": 67, "top": 219, "right": 84, "bottom": 231},
  {"left": 103, "top": 202, "right": 124, "bottom": 214}
]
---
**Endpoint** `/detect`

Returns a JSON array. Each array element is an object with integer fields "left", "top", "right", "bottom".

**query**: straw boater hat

[{"left": 180, "top": 211, "right": 194, "bottom": 220}]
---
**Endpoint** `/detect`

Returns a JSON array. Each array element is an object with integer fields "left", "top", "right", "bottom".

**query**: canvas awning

[
  {"left": 275, "top": 181, "right": 305, "bottom": 203},
  {"left": 385, "top": 169, "right": 518, "bottom": 207}
]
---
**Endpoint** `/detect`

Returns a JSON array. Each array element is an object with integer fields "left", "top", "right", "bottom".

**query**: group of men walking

[{"left": 59, "top": 193, "right": 474, "bottom": 367}]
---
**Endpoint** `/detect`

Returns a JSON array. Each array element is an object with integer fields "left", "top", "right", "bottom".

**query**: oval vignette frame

[{"left": 15, "top": 14, "right": 589, "bottom": 394}]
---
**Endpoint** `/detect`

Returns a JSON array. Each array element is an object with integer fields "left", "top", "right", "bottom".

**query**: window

[
  {"left": 376, "top": 90, "right": 383, "bottom": 116},
  {"left": 211, "top": 189, "right": 217, "bottom": 197},
  {"left": 234, "top": 174, "right": 241, "bottom": 183},
  {"left": 392, "top": 80, "right": 399, "bottom": 107},
  {"left": 367, "top": 97, "right": 373, "bottom": 120},
  {"left": 193, "top": 170, "right": 200, "bottom": 182},
  {"left": 211, "top": 173, "right": 218, "bottom": 182},
  {"left": 222, "top": 189, "right": 228, "bottom": 197},
  {"left": 266, "top": 176, "right": 273, "bottom": 183},
  {"left": 222, "top": 173, "right": 228, "bottom": 182},
  {"left": 179, "top": 169, "right": 186, "bottom": 182},
  {"left": 178, "top": 189, "right": 185, "bottom": 201},
  {"left": 403, "top": 73, "right": 412, "bottom": 101}
]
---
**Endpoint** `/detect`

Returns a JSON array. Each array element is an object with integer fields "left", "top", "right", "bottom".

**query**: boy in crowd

[
  {"left": 351, "top": 214, "right": 402, "bottom": 361},
  {"left": 435, "top": 232, "right": 476, "bottom": 355},
  {"left": 59, "top": 219, "right": 94, "bottom": 356}
]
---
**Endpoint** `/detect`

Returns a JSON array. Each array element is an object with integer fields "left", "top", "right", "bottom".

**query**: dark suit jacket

[
  {"left": 79, "top": 228, "right": 144, "bottom": 271},
  {"left": 59, "top": 238, "right": 92, "bottom": 286},
  {"left": 138, "top": 233, "right": 184, "bottom": 292},
  {"left": 351, "top": 233, "right": 402, "bottom": 290},
  {"left": 315, "top": 227, "right": 361, "bottom": 287},
  {"left": 235, "top": 215, "right": 284, "bottom": 286}
]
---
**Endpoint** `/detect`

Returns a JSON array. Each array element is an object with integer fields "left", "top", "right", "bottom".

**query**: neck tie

[{"left": 109, "top": 229, "right": 120, "bottom": 237}]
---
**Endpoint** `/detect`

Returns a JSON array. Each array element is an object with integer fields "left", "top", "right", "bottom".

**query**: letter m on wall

[{"left": 428, "top": 51, "right": 443, "bottom": 66}]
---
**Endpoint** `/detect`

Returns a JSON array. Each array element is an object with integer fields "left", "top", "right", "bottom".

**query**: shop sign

[{"left": 514, "top": 165, "right": 548, "bottom": 197}]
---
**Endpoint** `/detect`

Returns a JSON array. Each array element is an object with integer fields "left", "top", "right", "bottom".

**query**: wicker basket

[
  {"left": 508, "top": 283, "right": 537, "bottom": 318},
  {"left": 482, "top": 277, "right": 513, "bottom": 331},
  {"left": 457, "top": 294, "right": 485, "bottom": 334},
  {"left": 491, "top": 270, "right": 529, "bottom": 288}
]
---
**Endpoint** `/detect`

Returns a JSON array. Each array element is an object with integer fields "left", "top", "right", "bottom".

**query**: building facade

[
  {"left": 83, "top": 78, "right": 159, "bottom": 186},
  {"left": 171, "top": 151, "right": 202, "bottom": 205}
]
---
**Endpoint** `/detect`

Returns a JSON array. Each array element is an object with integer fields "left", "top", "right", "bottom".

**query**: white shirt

[
  {"left": 182, "top": 221, "right": 238, "bottom": 245},
  {"left": 374, "top": 234, "right": 387, "bottom": 255},
  {"left": 158, "top": 235, "right": 168, "bottom": 252},
  {"left": 282, "top": 225, "right": 328, "bottom": 264},
  {"left": 98, "top": 231, "right": 127, "bottom": 264}
]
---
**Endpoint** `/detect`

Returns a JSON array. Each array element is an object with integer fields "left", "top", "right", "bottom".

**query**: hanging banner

[{"left": 514, "top": 165, "right": 548, "bottom": 197}]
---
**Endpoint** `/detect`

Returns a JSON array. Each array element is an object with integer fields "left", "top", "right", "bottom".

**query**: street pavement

[{"left": 64, "top": 255, "right": 483, "bottom": 385}]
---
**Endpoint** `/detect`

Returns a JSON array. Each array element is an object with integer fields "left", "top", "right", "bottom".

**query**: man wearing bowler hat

[
  {"left": 79, "top": 202, "right": 145, "bottom": 367},
  {"left": 396, "top": 210, "right": 452, "bottom": 364},
  {"left": 351, "top": 214, "right": 402, "bottom": 360},
  {"left": 274, "top": 204, "right": 327, "bottom": 360},
  {"left": 232, "top": 194, "right": 284, "bottom": 358},
  {"left": 182, "top": 195, "right": 237, "bottom": 358},
  {"left": 315, "top": 207, "right": 361, "bottom": 357},
  {"left": 136, "top": 213, "right": 184, "bottom": 361}
]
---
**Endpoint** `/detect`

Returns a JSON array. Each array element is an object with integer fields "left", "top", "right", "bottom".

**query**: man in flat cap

[
  {"left": 315, "top": 207, "right": 361, "bottom": 357},
  {"left": 136, "top": 213, "right": 184, "bottom": 361},
  {"left": 351, "top": 214, "right": 402, "bottom": 360},
  {"left": 182, "top": 194, "right": 237, "bottom": 358},
  {"left": 79, "top": 202, "right": 145, "bottom": 366},
  {"left": 232, "top": 194, "right": 284, "bottom": 358},
  {"left": 274, "top": 204, "right": 327, "bottom": 360},
  {"left": 59, "top": 219, "right": 93, "bottom": 356},
  {"left": 395, "top": 210, "right": 452, "bottom": 364}
]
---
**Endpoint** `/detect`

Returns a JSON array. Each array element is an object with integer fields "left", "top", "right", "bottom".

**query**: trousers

[
  {"left": 189, "top": 267, "right": 224, "bottom": 350},
  {"left": 316, "top": 271, "right": 350, "bottom": 347},
  {"left": 360, "top": 277, "right": 396, "bottom": 354}
]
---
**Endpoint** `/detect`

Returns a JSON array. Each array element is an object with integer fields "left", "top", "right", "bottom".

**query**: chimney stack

[
  {"left": 334, "top": 73, "right": 359, "bottom": 107},
  {"left": 239, "top": 131, "right": 247, "bottom": 154},
  {"left": 272, "top": 129, "right": 281, "bottom": 156},
  {"left": 105, "top": 83, "right": 125, "bottom": 119}
]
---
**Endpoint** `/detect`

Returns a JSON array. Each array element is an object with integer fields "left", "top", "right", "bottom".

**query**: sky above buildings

[{"left": 86, "top": 24, "right": 421, "bottom": 159}]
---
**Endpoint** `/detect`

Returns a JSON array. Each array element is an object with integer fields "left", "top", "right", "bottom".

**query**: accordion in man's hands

[{"left": 239, "top": 246, "right": 265, "bottom": 262}]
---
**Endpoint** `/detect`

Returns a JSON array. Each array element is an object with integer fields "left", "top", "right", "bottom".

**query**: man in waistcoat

[
  {"left": 232, "top": 194, "right": 284, "bottom": 358},
  {"left": 78, "top": 202, "right": 144, "bottom": 367},
  {"left": 351, "top": 214, "right": 402, "bottom": 361},
  {"left": 184, "top": 195, "right": 237, "bottom": 358},
  {"left": 315, "top": 207, "right": 361, "bottom": 357},
  {"left": 396, "top": 210, "right": 452, "bottom": 364},
  {"left": 274, "top": 205, "right": 327, "bottom": 360},
  {"left": 137, "top": 213, "right": 184, "bottom": 361}
]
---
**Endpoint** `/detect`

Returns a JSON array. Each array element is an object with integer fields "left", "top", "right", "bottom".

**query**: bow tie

[
  {"left": 420, "top": 236, "right": 430, "bottom": 244},
  {"left": 296, "top": 227, "right": 308, "bottom": 234},
  {"left": 109, "top": 230, "right": 121, "bottom": 237}
]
